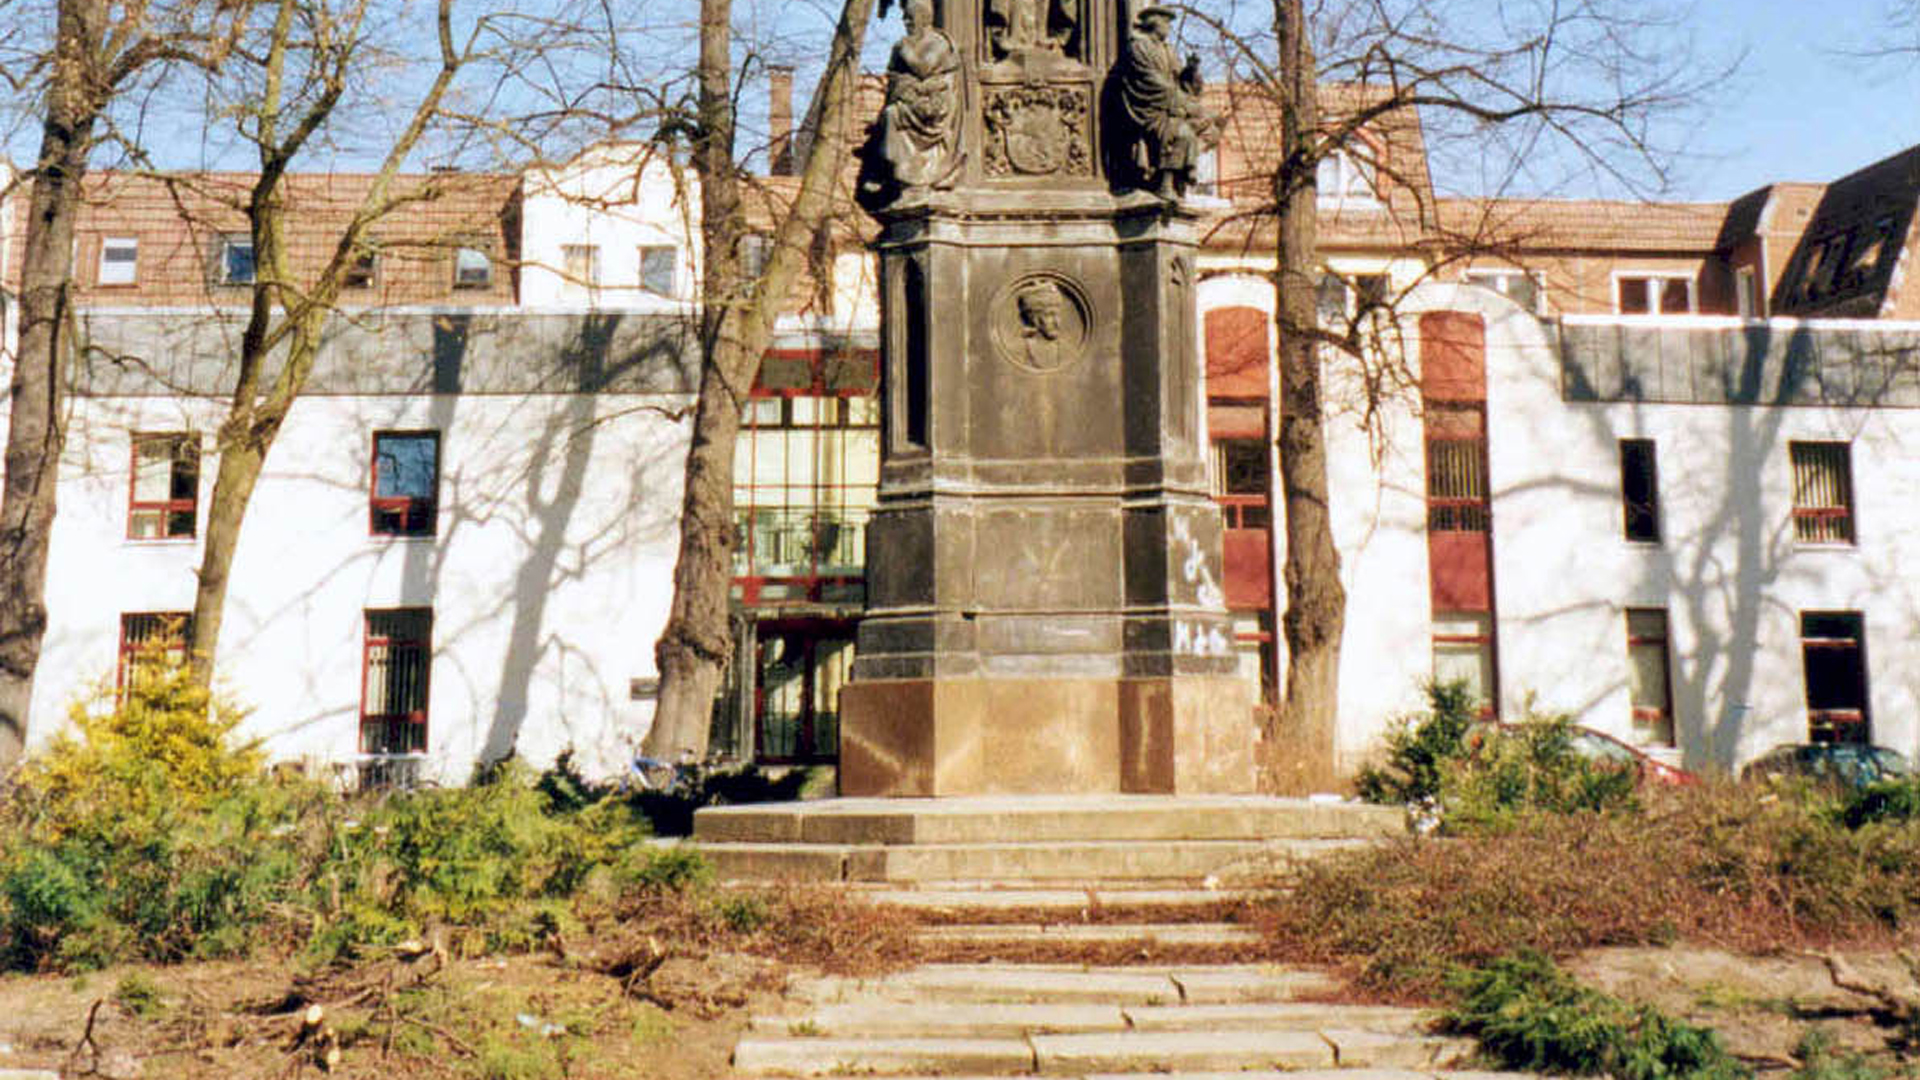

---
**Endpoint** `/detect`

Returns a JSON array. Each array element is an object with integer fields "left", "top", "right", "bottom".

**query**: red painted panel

[
  {"left": 1428, "top": 530, "right": 1492, "bottom": 612},
  {"left": 1205, "top": 306, "right": 1270, "bottom": 399},
  {"left": 1208, "top": 403, "right": 1266, "bottom": 440},
  {"left": 1420, "top": 311, "right": 1486, "bottom": 403},
  {"left": 1223, "top": 528, "right": 1273, "bottom": 608}
]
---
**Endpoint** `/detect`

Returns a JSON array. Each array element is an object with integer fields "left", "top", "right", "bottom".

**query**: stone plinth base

[{"left": 838, "top": 676, "right": 1254, "bottom": 796}]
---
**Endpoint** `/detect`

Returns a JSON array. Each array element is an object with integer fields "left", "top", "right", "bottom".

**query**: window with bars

[
  {"left": 1620, "top": 439, "right": 1661, "bottom": 543},
  {"left": 129, "top": 433, "right": 199, "bottom": 540},
  {"left": 1802, "top": 611, "right": 1868, "bottom": 744},
  {"left": 1790, "top": 441, "right": 1854, "bottom": 544},
  {"left": 362, "top": 608, "right": 431, "bottom": 755},
  {"left": 1625, "top": 608, "right": 1674, "bottom": 746},
  {"left": 118, "top": 612, "right": 192, "bottom": 691},
  {"left": 371, "top": 431, "right": 439, "bottom": 537},
  {"left": 1426, "top": 437, "right": 1490, "bottom": 531}
]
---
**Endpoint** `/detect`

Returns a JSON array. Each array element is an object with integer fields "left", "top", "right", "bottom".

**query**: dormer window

[
  {"left": 453, "top": 244, "right": 492, "bottom": 289},
  {"left": 98, "top": 237, "right": 138, "bottom": 286},
  {"left": 1316, "top": 149, "right": 1380, "bottom": 210},
  {"left": 219, "top": 235, "right": 256, "bottom": 285}
]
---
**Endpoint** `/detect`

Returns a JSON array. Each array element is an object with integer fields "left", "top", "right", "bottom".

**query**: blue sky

[{"left": 1666, "top": 0, "right": 1919, "bottom": 199}]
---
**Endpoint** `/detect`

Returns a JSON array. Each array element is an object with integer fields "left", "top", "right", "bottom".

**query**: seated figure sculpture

[
  {"left": 1115, "top": 5, "right": 1219, "bottom": 200},
  {"left": 871, "top": 0, "right": 963, "bottom": 197}
]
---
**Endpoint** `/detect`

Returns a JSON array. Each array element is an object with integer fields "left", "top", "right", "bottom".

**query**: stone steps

[
  {"left": 735, "top": 963, "right": 1476, "bottom": 1078},
  {"left": 692, "top": 795, "right": 1399, "bottom": 887},
  {"left": 915, "top": 922, "right": 1262, "bottom": 947},
  {"left": 857, "top": 887, "right": 1277, "bottom": 916}
]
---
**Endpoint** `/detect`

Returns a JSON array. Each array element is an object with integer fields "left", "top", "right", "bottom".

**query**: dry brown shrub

[{"left": 1256, "top": 780, "right": 1920, "bottom": 999}]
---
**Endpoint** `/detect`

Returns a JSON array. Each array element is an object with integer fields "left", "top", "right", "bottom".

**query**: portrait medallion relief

[{"left": 989, "top": 272, "right": 1093, "bottom": 374}]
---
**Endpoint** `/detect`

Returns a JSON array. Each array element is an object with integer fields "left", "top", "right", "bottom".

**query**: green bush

[
  {"left": 1446, "top": 951, "right": 1748, "bottom": 1080},
  {"left": 1356, "top": 683, "right": 1637, "bottom": 831},
  {"left": 1841, "top": 778, "right": 1920, "bottom": 829},
  {"left": 1356, "top": 680, "right": 1478, "bottom": 805}
]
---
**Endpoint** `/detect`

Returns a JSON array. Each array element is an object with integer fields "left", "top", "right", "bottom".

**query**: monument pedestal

[
  {"left": 840, "top": 674, "right": 1250, "bottom": 795},
  {"left": 837, "top": 193, "right": 1256, "bottom": 797}
]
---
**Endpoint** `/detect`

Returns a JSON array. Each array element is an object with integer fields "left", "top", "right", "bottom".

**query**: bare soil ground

[{"left": 0, "top": 949, "right": 782, "bottom": 1079}]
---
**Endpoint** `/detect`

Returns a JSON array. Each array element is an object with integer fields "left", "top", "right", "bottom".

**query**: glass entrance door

[{"left": 754, "top": 621, "right": 853, "bottom": 763}]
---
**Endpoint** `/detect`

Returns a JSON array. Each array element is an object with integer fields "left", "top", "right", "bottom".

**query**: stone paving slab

[
  {"left": 750, "top": 1002, "right": 1129, "bottom": 1037},
  {"left": 1170, "top": 966, "right": 1342, "bottom": 1002},
  {"left": 789, "top": 966, "right": 1185, "bottom": 1006},
  {"left": 916, "top": 922, "right": 1262, "bottom": 945},
  {"left": 861, "top": 887, "right": 1273, "bottom": 911},
  {"left": 1322, "top": 1030, "right": 1479, "bottom": 1069},
  {"left": 1032, "top": 1029, "right": 1336, "bottom": 1073},
  {"left": 1121, "top": 1002, "right": 1435, "bottom": 1033},
  {"left": 1079, "top": 1072, "right": 1537, "bottom": 1080},
  {"left": 730, "top": 1036, "right": 1035, "bottom": 1077}
]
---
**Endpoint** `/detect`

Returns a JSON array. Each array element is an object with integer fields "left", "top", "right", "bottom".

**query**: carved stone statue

[
  {"left": 866, "top": 0, "right": 963, "bottom": 200},
  {"left": 1114, "top": 5, "right": 1219, "bottom": 199},
  {"left": 986, "top": 0, "right": 1079, "bottom": 62}
]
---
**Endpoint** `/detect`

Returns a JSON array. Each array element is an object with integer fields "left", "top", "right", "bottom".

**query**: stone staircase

[
  {"left": 691, "top": 795, "right": 1403, "bottom": 887},
  {"left": 696, "top": 795, "right": 1526, "bottom": 1079}
]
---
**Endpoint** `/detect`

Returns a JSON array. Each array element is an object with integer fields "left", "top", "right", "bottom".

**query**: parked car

[
  {"left": 1473, "top": 722, "right": 1699, "bottom": 786},
  {"left": 1741, "top": 743, "right": 1912, "bottom": 789}
]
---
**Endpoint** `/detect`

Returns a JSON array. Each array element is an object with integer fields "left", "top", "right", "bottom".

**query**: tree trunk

[
  {"left": 646, "top": 0, "right": 875, "bottom": 760},
  {"left": 0, "top": 0, "right": 100, "bottom": 770},
  {"left": 1265, "top": 0, "right": 1345, "bottom": 794}
]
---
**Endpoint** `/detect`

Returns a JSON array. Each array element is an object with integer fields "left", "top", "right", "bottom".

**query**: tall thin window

[
  {"left": 1625, "top": 609, "right": 1674, "bottom": 746},
  {"left": 362, "top": 608, "right": 431, "bottom": 755},
  {"left": 370, "top": 431, "right": 439, "bottom": 537},
  {"left": 1802, "top": 612, "right": 1868, "bottom": 744},
  {"left": 128, "top": 433, "right": 199, "bottom": 540},
  {"left": 1790, "top": 441, "right": 1854, "bottom": 544},
  {"left": 1620, "top": 439, "right": 1660, "bottom": 543}
]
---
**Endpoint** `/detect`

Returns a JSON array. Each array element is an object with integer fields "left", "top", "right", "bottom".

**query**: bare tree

[
  {"left": 0, "top": 0, "right": 237, "bottom": 770},
  {"left": 182, "top": 0, "right": 611, "bottom": 686},
  {"left": 1198, "top": 0, "right": 1718, "bottom": 790},
  {"left": 642, "top": 0, "right": 879, "bottom": 759}
]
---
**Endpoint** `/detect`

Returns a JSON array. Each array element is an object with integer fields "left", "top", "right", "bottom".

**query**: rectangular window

[
  {"left": 1616, "top": 274, "right": 1694, "bottom": 314},
  {"left": 1465, "top": 268, "right": 1542, "bottom": 313},
  {"left": 128, "top": 433, "right": 199, "bottom": 540},
  {"left": 344, "top": 246, "right": 378, "bottom": 289},
  {"left": 1802, "top": 611, "right": 1868, "bottom": 744},
  {"left": 1426, "top": 435, "right": 1490, "bottom": 532},
  {"left": 370, "top": 431, "right": 439, "bottom": 537},
  {"left": 453, "top": 245, "right": 493, "bottom": 289},
  {"left": 1208, "top": 438, "right": 1272, "bottom": 528},
  {"left": 362, "top": 608, "right": 431, "bottom": 755},
  {"left": 118, "top": 612, "right": 192, "bottom": 691},
  {"left": 1736, "top": 266, "right": 1759, "bottom": 317},
  {"left": 1620, "top": 438, "right": 1660, "bottom": 542},
  {"left": 1432, "top": 611, "right": 1496, "bottom": 713},
  {"left": 639, "top": 245, "right": 677, "bottom": 296},
  {"left": 1790, "top": 441, "right": 1854, "bottom": 544},
  {"left": 1625, "top": 608, "right": 1674, "bottom": 746},
  {"left": 219, "top": 235, "right": 256, "bottom": 285},
  {"left": 1316, "top": 150, "right": 1380, "bottom": 209},
  {"left": 561, "top": 243, "right": 600, "bottom": 296},
  {"left": 98, "top": 237, "right": 138, "bottom": 286}
]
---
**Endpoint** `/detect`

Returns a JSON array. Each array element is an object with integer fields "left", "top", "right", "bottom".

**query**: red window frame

[
  {"left": 1625, "top": 608, "right": 1675, "bottom": 746},
  {"left": 370, "top": 431, "right": 439, "bottom": 538},
  {"left": 1789, "top": 441, "right": 1854, "bottom": 545},
  {"left": 127, "top": 433, "right": 199, "bottom": 540},
  {"left": 117, "top": 611, "right": 192, "bottom": 692},
  {"left": 361, "top": 608, "right": 432, "bottom": 755}
]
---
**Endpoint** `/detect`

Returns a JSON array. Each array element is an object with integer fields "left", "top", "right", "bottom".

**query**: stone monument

[{"left": 840, "top": 0, "right": 1250, "bottom": 795}]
